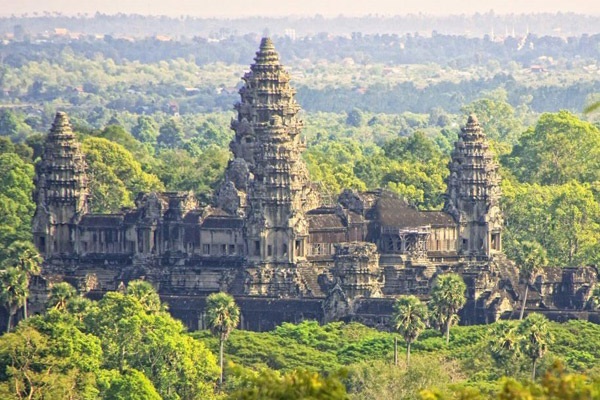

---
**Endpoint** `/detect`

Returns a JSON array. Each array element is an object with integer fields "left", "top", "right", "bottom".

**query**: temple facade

[{"left": 29, "top": 38, "right": 597, "bottom": 331}]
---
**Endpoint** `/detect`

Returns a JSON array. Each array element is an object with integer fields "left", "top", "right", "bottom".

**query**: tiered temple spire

[
  {"left": 444, "top": 114, "right": 503, "bottom": 256},
  {"left": 216, "top": 37, "right": 319, "bottom": 296},
  {"left": 32, "top": 111, "right": 88, "bottom": 254}
]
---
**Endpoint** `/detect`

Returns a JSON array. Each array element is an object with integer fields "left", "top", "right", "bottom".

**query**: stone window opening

[
  {"left": 255, "top": 240, "right": 260, "bottom": 256},
  {"left": 491, "top": 233, "right": 500, "bottom": 250},
  {"left": 229, "top": 244, "right": 235, "bottom": 255},
  {"left": 267, "top": 245, "right": 273, "bottom": 257},
  {"left": 202, "top": 244, "right": 210, "bottom": 255},
  {"left": 295, "top": 240, "right": 302, "bottom": 257},
  {"left": 282, "top": 244, "right": 288, "bottom": 257}
]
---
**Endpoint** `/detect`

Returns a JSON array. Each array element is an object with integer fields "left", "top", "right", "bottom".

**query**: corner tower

[
  {"left": 444, "top": 114, "right": 503, "bottom": 258},
  {"left": 32, "top": 111, "right": 88, "bottom": 255}
]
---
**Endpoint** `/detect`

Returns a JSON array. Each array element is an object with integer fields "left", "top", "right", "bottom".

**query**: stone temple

[{"left": 29, "top": 38, "right": 598, "bottom": 330}]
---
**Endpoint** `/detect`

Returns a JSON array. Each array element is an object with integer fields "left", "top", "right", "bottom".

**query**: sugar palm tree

[
  {"left": 205, "top": 292, "right": 240, "bottom": 386},
  {"left": 392, "top": 295, "right": 428, "bottom": 368},
  {"left": 513, "top": 241, "right": 548, "bottom": 320},
  {"left": 48, "top": 281, "right": 77, "bottom": 311},
  {"left": 126, "top": 280, "right": 164, "bottom": 313},
  {"left": 429, "top": 273, "right": 467, "bottom": 344},
  {"left": 0, "top": 267, "right": 28, "bottom": 332},
  {"left": 518, "top": 313, "right": 553, "bottom": 380},
  {"left": 16, "top": 246, "right": 42, "bottom": 319},
  {"left": 488, "top": 320, "right": 521, "bottom": 376}
]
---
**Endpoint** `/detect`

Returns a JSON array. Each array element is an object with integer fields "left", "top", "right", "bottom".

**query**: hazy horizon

[{"left": 1, "top": 0, "right": 600, "bottom": 18}]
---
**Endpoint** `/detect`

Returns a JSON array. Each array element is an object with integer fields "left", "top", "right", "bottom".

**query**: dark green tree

[
  {"left": 391, "top": 295, "right": 428, "bottom": 367},
  {"left": 518, "top": 313, "right": 553, "bottom": 381},
  {"left": 205, "top": 292, "right": 240, "bottom": 386},
  {"left": 429, "top": 274, "right": 467, "bottom": 344},
  {"left": 0, "top": 267, "right": 28, "bottom": 332},
  {"left": 511, "top": 241, "right": 548, "bottom": 320},
  {"left": 157, "top": 118, "right": 185, "bottom": 149}
]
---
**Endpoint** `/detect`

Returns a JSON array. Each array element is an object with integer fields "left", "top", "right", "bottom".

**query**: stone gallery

[{"left": 30, "top": 38, "right": 596, "bottom": 330}]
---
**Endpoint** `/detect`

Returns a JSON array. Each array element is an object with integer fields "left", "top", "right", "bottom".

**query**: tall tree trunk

[
  {"left": 445, "top": 320, "right": 450, "bottom": 345},
  {"left": 6, "top": 312, "right": 11, "bottom": 333},
  {"left": 23, "top": 297, "right": 28, "bottom": 320},
  {"left": 406, "top": 342, "right": 411, "bottom": 368},
  {"left": 532, "top": 358, "right": 537, "bottom": 381},
  {"left": 394, "top": 337, "right": 398, "bottom": 366},
  {"left": 520, "top": 284, "right": 529, "bottom": 320},
  {"left": 219, "top": 339, "right": 224, "bottom": 386}
]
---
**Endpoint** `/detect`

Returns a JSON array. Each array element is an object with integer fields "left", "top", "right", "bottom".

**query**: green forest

[{"left": 1, "top": 16, "right": 600, "bottom": 398}]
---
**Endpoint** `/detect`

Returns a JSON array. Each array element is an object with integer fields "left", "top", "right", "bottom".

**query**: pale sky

[{"left": 1, "top": 0, "right": 599, "bottom": 17}]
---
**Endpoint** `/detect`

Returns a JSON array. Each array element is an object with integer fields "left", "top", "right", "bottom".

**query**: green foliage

[
  {"left": 505, "top": 111, "right": 600, "bottom": 185},
  {"left": 518, "top": 313, "right": 553, "bottom": 380},
  {"left": 158, "top": 118, "right": 185, "bottom": 149},
  {"left": 0, "top": 153, "right": 35, "bottom": 265},
  {"left": 98, "top": 368, "right": 162, "bottom": 400},
  {"left": 392, "top": 295, "right": 429, "bottom": 365},
  {"left": 0, "top": 268, "right": 28, "bottom": 332},
  {"left": 347, "top": 356, "right": 464, "bottom": 400},
  {"left": 0, "top": 281, "right": 221, "bottom": 399},
  {"left": 82, "top": 137, "right": 164, "bottom": 212},
  {"left": 47, "top": 282, "right": 78, "bottom": 312},
  {"left": 0, "top": 313, "right": 102, "bottom": 399},
  {"left": 346, "top": 108, "right": 364, "bottom": 127},
  {"left": 205, "top": 292, "right": 240, "bottom": 385},
  {"left": 85, "top": 291, "right": 219, "bottom": 399},
  {"left": 155, "top": 145, "right": 229, "bottom": 203},
  {"left": 125, "top": 280, "right": 163, "bottom": 313},
  {"left": 228, "top": 368, "right": 349, "bottom": 400},
  {"left": 502, "top": 180, "right": 600, "bottom": 266},
  {"left": 429, "top": 274, "right": 467, "bottom": 344},
  {"left": 205, "top": 292, "right": 240, "bottom": 343},
  {"left": 462, "top": 94, "right": 523, "bottom": 143}
]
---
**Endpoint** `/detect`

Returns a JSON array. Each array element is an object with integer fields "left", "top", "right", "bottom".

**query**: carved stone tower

[
  {"left": 444, "top": 114, "right": 503, "bottom": 258},
  {"left": 219, "top": 38, "right": 319, "bottom": 295},
  {"left": 32, "top": 112, "right": 88, "bottom": 255}
]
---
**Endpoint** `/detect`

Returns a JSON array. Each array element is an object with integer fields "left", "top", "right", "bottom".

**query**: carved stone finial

[
  {"left": 49, "top": 111, "right": 76, "bottom": 139},
  {"left": 260, "top": 37, "right": 275, "bottom": 51},
  {"left": 254, "top": 37, "right": 280, "bottom": 65}
]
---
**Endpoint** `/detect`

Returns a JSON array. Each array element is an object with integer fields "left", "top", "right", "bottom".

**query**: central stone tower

[{"left": 218, "top": 38, "right": 319, "bottom": 295}]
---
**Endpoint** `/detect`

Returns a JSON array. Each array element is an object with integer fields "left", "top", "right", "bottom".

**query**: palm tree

[
  {"left": 391, "top": 295, "right": 428, "bottom": 368},
  {"left": 48, "top": 282, "right": 77, "bottom": 311},
  {"left": 205, "top": 292, "right": 240, "bottom": 386},
  {"left": 126, "top": 280, "right": 164, "bottom": 313},
  {"left": 429, "top": 273, "right": 467, "bottom": 344},
  {"left": 518, "top": 313, "right": 553, "bottom": 380},
  {"left": 0, "top": 267, "right": 28, "bottom": 332},
  {"left": 16, "top": 246, "right": 42, "bottom": 319},
  {"left": 513, "top": 241, "right": 548, "bottom": 320},
  {"left": 488, "top": 321, "right": 521, "bottom": 376}
]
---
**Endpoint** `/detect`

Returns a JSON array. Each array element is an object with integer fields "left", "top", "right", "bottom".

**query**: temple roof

[
  {"left": 201, "top": 216, "right": 244, "bottom": 229},
  {"left": 307, "top": 208, "right": 345, "bottom": 230},
  {"left": 373, "top": 192, "right": 452, "bottom": 229},
  {"left": 80, "top": 214, "right": 124, "bottom": 227}
]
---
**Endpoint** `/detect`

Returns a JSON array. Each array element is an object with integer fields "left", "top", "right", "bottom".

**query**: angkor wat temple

[{"left": 29, "top": 38, "right": 598, "bottom": 330}]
